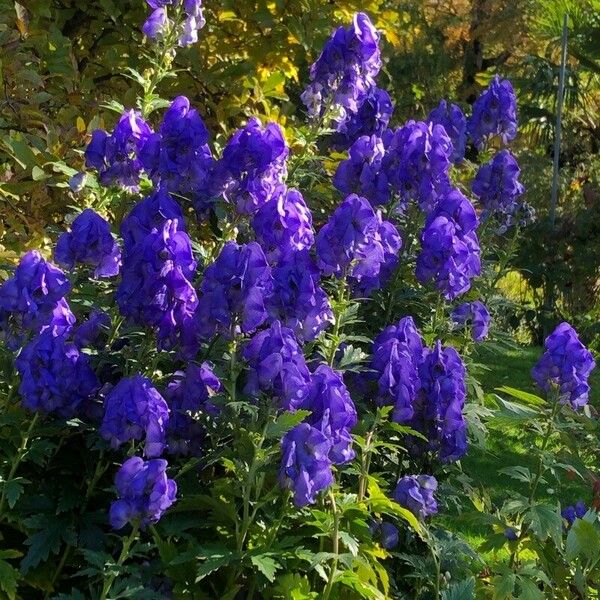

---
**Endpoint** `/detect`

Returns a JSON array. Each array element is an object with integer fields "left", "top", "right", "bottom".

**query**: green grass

[{"left": 447, "top": 344, "right": 600, "bottom": 552}]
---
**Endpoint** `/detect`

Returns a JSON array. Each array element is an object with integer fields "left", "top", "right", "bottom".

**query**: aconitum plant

[{"left": 393, "top": 475, "right": 438, "bottom": 519}]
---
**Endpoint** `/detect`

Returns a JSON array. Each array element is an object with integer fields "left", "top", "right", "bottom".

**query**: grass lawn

[{"left": 449, "top": 344, "right": 600, "bottom": 553}]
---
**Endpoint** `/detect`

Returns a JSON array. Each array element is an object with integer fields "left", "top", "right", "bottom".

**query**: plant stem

[
  {"left": 428, "top": 533, "right": 441, "bottom": 600},
  {"left": 0, "top": 412, "right": 39, "bottom": 517},
  {"left": 358, "top": 414, "right": 381, "bottom": 502},
  {"left": 327, "top": 278, "right": 347, "bottom": 367},
  {"left": 99, "top": 523, "right": 140, "bottom": 600},
  {"left": 322, "top": 490, "right": 340, "bottom": 600}
]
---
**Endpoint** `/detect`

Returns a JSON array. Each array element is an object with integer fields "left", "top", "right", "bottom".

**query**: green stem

[
  {"left": 358, "top": 416, "right": 380, "bottom": 502},
  {"left": 322, "top": 490, "right": 340, "bottom": 600},
  {"left": 428, "top": 533, "right": 441, "bottom": 600},
  {"left": 0, "top": 413, "right": 39, "bottom": 517},
  {"left": 327, "top": 278, "right": 347, "bottom": 367},
  {"left": 99, "top": 523, "right": 140, "bottom": 600}
]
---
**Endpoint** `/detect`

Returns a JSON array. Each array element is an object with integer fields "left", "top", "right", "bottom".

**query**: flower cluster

[
  {"left": 333, "top": 134, "right": 391, "bottom": 206},
  {"left": 472, "top": 150, "right": 525, "bottom": 226},
  {"left": 416, "top": 187, "right": 481, "bottom": 300},
  {"left": 0, "top": 251, "right": 74, "bottom": 349},
  {"left": 451, "top": 300, "right": 491, "bottom": 342},
  {"left": 55, "top": 209, "right": 121, "bottom": 278},
  {"left": 468, "top": 75, "right": 517, "bottom": 149},
  {"left": 109, "top": 457, "right": 177, "bottom": 529},
  {"left": 15, "top": 330, "right": 100, "bottom": 418},
  {"left": 140, "top": 96, "right": 213, "bottom": 206},
  {"left": 196, "top": 241, "right": 273, "bottom": 339},
  {"left": 279, "top": 423, "right": 333, "bottom": 507},
  {"left": 142, "top": 0, "right": 206, "bottom": 47},
  {"left": 383, "top": 120, "right": 453, "bottom": 212},
  {"left": 117, "top": 216, "right": 198, "bottom": 355},
  {"left": 370, "top": 316, "right": 425, "bottom": 423},
  {"left": 73, "top": 310, "right": 111, "bottom": 350},
  {"left": 302, "top": 365, "right": 357, "bottom": 465},
  {"left": 427, "top": 100, "right": 467, "bottom": 164},
  {"left": 301, "top": 13, "right": 381, "bottom": 130},
  {"left": 369, "top": 519, "right": 399, "bottom": 550},
  {"left": 243, "top": 320, "right": 311, "bottom": 411},
  {"left": 100, "top": 374, "right": 170, "bottom": 458},
  {"left": 85, "top": 110, "right": 152, "bottom": 191},
  {"left": 393, "top": 475, "right": 438, "bottom": 519},
  {"left": 252, "top": 186, "right": 314, "bottom": 258},
  {"left": 331, "top": 87, "right": 393, "bottom": 150},
  {"left": 268, "top": 250, "right": 333, "bottom": 343},
  {"left": 532, "top": 322, "right": 596, "bottom": 409},
  {"left": 165, "top": 362, "right": 221, "bottom": 455},
  {"left": 316, "top": 194, "right": 401, "bottom": 295},
  {"left": 217, "top": 118, "right": 289, "bottom": 215},
  {"left": 561, "top": 501, "right": 587, "bottom": 527}
]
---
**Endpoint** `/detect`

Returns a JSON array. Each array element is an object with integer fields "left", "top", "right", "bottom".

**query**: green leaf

[
  {"left": 525, "top": 504, "right": 563, "bottom": 546},
  {"left": 517, "top": 576, "right": 545, "bottom": 600},
  {"left": 266, "top": 410, "right": 312, "bottom": 439},
  {"left": 195, "top": 547, "right": 239, "bottom": 581},
  {"left": 250, "top": 554, "right": 280, "bottom": 582},
  {"left": 0, "top": 560, "right": 19, "bottom": 600},
  {"left": 499, "top": 466, "right": 533, "bottom": 484},
  {"left": 496, "top": 386, "right": 546, "bottom": 406},
  {"left": 492, "top": 572, "right": 516, "bottom": 599},
  {"left": 21, "top": 516, "right": 76, "bottom": 573},
  {"left": 492, "top": 397, "right": 540, "bottom": 423},
  {"left": 565, "top": 517, "right": 600, "bottom": 561},
  {"left": 442, "top": 577, "right": 475, "bottom": 600},
  {"left": 2, "top": 479, "right": 24, "bottom": 509},
  {"left": 338, "top": 531, "right": 359, "bottom": 556},
  {"left": 335, "top": 570, "right": 386, "bottom": 600}
]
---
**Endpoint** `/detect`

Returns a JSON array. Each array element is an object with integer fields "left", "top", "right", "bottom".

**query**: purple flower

[
  {"left": 370, "top": 317, "right": 425, "bottom": 423},
  {"left": 143, "top": 7, "right": 169, "bottom": 38},
  {"left": 383, "top": 121, "right": 453, "bottom": 212},
  {"left": 561, "top": 501, "right": 587, "bottom": 527},
  {"left": 268, "top": 250, "right": 333, "bottom": 343},
  {"left": 302, "top": 13, "right": 381, "bottom": 122},
  {"left": 164, "top": 362, "right": 221, "bottom": 455},
  {"left": 451, "top": 301, "right": 491, "bottom": 342},
  {"left": 427, "top": 100, "right": 467, "bottom": 164},
  {"left": 68, "top": 172, "right": 86, "bottom": 193},
  {"left": 472, "top": 150, "right": 525, "bottom": 225},
  {"left": 196, "top": 241, "right": 273, "bottom": 339},
  {"left": 100, "top": 374, "right": 170, "bottom": 458},
  {"left": 120, "top": 188, "right": 185, "bottom": 254},
  {"left": 218, "top": 118, "right": 288, "bottom": 215},
  {"left": 73, "top": 310, "right": 111, "bottom": 349},
  {"left": 369, "top": 519, "right": 399, "bottom": 549},
  {"left": 504, "top": 527, "right": 518, "bottom": 541},
  {"left": 15, "top": 330, "right": 100, "bottom": 418},
  {"left": 316, "top": 194, "right": 382, "bottom": 277},
  {"left": 139, "top": 96, "right": 213, "bottom": 203},
  {"left": 85, "top": 110, "right": 152, "bottom": 191},
  {"left": 279, "top": 423, "right": 333, "bottom": 507},
  {"left": 301, "top": 365, "right": 357, "bottom": 464},
  {"left": 333, "top": 134, "right": 392, "bottom": 206},
  {"left": 416, "top": 188, "right": 481, "bottom": 300},
  {"left": 414, "top": 342, "right": 468, "bottom": 462},
  {"left": 109, "top": 457, "right": 177, "bottom": 529},
  {"left": 331, "top": 87, "right": 393, "bottom": 150},
  {"left": 55, "top": 209, "right": 121, "bottom": 277},
  {"left": 532, "top": 322, "right": 596, "bottom": 409},
  {"left": 117, "top": 219, "right": 198, "bottom": 355},
  {"left": 0, "top": 251, "right": 74, "bottom": 348},
  {"left": 251, "top": 185, "right": 314, "bottom": 258},
  {"left": 393, "top": 475, "right": 438, "bottom": 519},
  {"left": 468, "top": 75, "right": 517, "bottom": 149},
  {"left": 243, "top": 321, "right": 311, "bottom": 411}
]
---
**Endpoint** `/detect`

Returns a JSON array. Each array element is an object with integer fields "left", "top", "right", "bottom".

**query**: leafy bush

[{"left": 0, "top": 5, "right": 599, "bottom": 600}]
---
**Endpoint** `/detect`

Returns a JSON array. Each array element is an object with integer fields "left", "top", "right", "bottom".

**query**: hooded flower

[
  {"left": 427, "top": 100, "right": 467, "bottom": 164},
  {"left": 15, "top": 330, "right": 100, "bottom": 418},
  {"left": 383, "top": 120, "right": 453, "bottom": 212},
  {"left": 164, "top": 362, "right": 221, "bottom": 455},
  {"left": 252, "top": 185, "right": 314, "bottom": 258},
  {"left": 0, "top": 251, "right": 74, "bottom": 348},
  {"left": 73, "top": 310, "right": 111, "bottom": 349},
  {"left": 393, "top": 475, "right": 438, "bottom": 519},
  {"left": 243, "top": 321, "right": 311, "bottom": 411},
  {"left": 279, "top": 423, "right": 334, "bottom": 507},
  {"left": 416, "top": 188, "right": 481, "bottom": 300},
  {"left": 561, "top": 501, "right": 588, "bottom": 527},
  {"left": 467, "top": 75, "right": 517, "bottom": 149},
  {"left": 109, "top": 456, "right": 177, "bottom": 529},
  {"left": 301, "top": 365, "right": 357, "bottom": 464},
  {"left": 532, "top": 322, "right": 595, "bottom": 409},
  {"left": 100, "top": 374, "right": 170, "bottom": 458},
  {"left": 217, "top": 118, "right": 288, "bottom": 215},
  {"left": 451, "top": 301, "right": 491, "bottom": 342},
  {"left": 268, "top": 249, "right": 333, "bottom": 343},
  {"left": 196, "top": 241, "right": 273, "bottom": 339},
  {"left": 85, "top": 109, "right": 152, "bottom": 191},
  {"left": 54, "top": 209, "right": 121, "bottom": 277}
]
